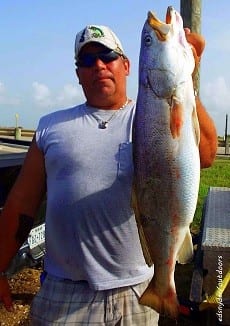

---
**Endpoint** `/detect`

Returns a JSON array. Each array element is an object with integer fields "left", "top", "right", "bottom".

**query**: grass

[
  {"left": 159, "top": 155, "right": 230, "bottom": 325},
  {"left": 192, "top": 156, "right": 230, "bottom": 231}
]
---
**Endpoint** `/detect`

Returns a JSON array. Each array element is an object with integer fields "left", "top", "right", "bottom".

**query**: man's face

[{"left": 76, "top": 43, "right": 130, "bottom": 108}]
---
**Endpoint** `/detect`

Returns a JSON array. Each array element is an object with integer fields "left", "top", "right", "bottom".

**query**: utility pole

[
  {"left": 180, "top": 0, "right": 202, "bottom": 95},
  {"left": 225, "top": 114, "right": 229, "bottom": 155}
]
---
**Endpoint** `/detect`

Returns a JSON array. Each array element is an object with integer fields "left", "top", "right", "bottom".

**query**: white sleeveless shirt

[{"left": 36, "top": 101, "right": 153, "bottom": 290}]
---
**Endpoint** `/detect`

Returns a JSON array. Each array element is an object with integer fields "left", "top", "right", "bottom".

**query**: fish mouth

[
  {"left": 147, "top": 6, "right": 175, "bottom": 41},
  {"left": 165, "top": 6, "right": 175, "bottom": 24}
]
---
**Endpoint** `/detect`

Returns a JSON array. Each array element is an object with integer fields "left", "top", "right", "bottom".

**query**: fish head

[
  {"left": 139, "top": 6, "right": 195, "bottom": 99},
  {"left": 165, "top": 6, "right": 195, "bottom": 58}
]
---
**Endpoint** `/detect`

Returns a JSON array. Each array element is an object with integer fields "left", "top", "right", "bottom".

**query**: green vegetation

[{"left": 192, "top": 156, "right": 230, "bottom": 231}]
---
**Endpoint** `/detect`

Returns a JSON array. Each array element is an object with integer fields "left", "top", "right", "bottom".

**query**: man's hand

[
  {"left": 0, "top": 276, "right": 13, "bottom": 311},
  {"left": 184, "top": 28, "right": 206, "bottom": 66},
  {"left": 184, "top": 28, "right": 217, "bottom": 167}
]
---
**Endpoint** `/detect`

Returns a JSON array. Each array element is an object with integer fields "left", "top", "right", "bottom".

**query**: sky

[{"left": 0, "top": 0, "right": 229, "bottom": 136}]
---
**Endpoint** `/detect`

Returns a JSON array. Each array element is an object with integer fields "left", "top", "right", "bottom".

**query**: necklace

[{"left": 89, "top": 99, "right": 129, "bottom": 129}]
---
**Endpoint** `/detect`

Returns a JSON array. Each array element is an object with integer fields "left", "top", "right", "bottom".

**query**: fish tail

[{"left": 139, "top": 280, "right": 179, "bottom": 319}]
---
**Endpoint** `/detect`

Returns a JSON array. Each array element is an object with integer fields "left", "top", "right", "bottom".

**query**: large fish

[{"left": 133, "top": 6, "right": 200, "bottom": 318}]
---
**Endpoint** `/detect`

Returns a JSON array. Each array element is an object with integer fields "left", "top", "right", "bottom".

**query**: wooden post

[
  {"left": 14, "top": 113, "right": 21, "bottom": 140},
  {"left": 15, "top": 127, "right": 21, "bottom": 140},
  {"left": 180, "top": 0, "right": 202, "bottom": 95},
  {"left": 225, "top": 114, "right": 229, "bottom": 155}
]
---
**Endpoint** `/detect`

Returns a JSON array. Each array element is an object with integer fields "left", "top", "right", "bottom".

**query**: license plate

[{"left": 28, "top": 223, "right": 45, "bottom": 249}]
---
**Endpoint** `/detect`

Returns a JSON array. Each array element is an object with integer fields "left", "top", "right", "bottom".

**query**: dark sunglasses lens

[
  {"left": 79, "top": 54, "right": 96, "bottom": 67},
  {"left": 78, "top": 51, "right": 120, "bottom": 67},
  {"left": 100, "top": 51, "right": 119, "bottom": 63}
]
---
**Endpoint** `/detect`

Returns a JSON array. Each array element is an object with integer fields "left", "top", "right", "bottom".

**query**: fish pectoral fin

[
  {"left": 176, "top": 229, "right": 194, "bottom": 264},
  {"left": 169, "top": 100, "right": 184, "bottom": 139},
  {"left": 192, "top": 105, "right": 200, "bottom": 146},
  {"left": 131, "top": 187, "right": 153, "bottom": 266}
]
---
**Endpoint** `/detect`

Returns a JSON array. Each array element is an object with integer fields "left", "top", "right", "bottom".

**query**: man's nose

[{"left": 94, "top": 58, "right": 106, "bottom": 67}]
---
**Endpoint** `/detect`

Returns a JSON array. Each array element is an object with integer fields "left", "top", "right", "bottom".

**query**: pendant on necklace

[{"left": 98, "top": 120, "right": 108, "bottom": 129}]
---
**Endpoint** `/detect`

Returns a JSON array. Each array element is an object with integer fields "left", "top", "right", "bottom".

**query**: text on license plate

[{"left": 28, "top": 223, "right": 45, "bottom": 249}]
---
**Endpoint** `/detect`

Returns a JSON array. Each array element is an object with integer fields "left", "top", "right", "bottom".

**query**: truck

[{"left": 0, "top": 137, "right": 45, "bottom": 276}]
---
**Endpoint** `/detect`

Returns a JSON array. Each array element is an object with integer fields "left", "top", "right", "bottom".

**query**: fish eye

[{"left": 144, "top": 34, "right": 152, "bottom": 46}]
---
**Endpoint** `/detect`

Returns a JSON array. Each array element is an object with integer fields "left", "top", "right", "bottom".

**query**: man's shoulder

[
  {"left": 42, "top": 104, "right": 83, "bottom": 119},
  {"left": 38, "top": 104, "right": 84, "bottom": 127}
]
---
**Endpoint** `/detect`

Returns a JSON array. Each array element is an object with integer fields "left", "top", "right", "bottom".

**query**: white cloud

[
  {"left": 57, "top": 83, "right": 83, "bottom": 107},
  {"left": 32, "top": 82, "right": 53, "bottom": 108},
  {"left": 202, "top": 77, "right": 230, "bottom": 112},
  {"left": 0, "top": 81, "right": 6, "bottom": 94},
  {"left": 32, "top": 81, "right": 84, "bottom": 109},
  {"left": 201, "top": 76, "right": 230, "bottom": 135},
  {"left": 0, "top": 81, "right": 20, "bottom": 106}
]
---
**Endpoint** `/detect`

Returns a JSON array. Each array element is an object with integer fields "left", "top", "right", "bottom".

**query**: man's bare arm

[
  {"left": 0, "top": 137, "right": 46, "bottom": 272},
  {"left": 196, "top": 96, "right": 218, "bottom": 168}
]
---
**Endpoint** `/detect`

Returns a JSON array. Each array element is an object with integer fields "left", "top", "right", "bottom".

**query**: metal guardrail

[
  {"left": 0, "top": 137, "right": 32, "bottom": 147},
  {"left": 0, "top": 127, "right": 34, "bottom": 139}
]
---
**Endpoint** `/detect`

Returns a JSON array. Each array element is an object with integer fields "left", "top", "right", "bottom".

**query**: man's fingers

[
  {"left": 0, "top": 277, "right": 14, "bottom": 312},
  {"left": 184, "top": 27, "right": 191, "bottom": 35},
  {"left": 3, "top": 294, "right": 14, "bottom": 311}
]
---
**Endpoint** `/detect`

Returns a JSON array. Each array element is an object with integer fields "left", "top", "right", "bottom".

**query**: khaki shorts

[{"left": 30, "top": 274, "right": 159, "bottom": 325}]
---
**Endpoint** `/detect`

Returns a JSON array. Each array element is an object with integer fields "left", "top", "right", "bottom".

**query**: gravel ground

[
  {"left": 0, "top": 264, "right": 205, "bottom": 326},
  {"left": 0, "top": 268, "right": 41, "bottom": 326}
]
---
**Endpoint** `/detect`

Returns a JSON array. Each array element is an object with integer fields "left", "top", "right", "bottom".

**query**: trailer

[{"left": 189, "top": 187, "right": 230, "bottom": 325}]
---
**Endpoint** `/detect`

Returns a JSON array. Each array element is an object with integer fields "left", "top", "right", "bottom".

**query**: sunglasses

[{"left": 77, "top": 49, "right": 121, "bottom": 67}]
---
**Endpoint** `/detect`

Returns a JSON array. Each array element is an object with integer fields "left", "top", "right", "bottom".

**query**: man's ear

[
  {"left": 76, "top": 68, "right": 82, "bottom": 85},
  {"left": 123, "top": 58, "right": 130, "bottom": 76}
]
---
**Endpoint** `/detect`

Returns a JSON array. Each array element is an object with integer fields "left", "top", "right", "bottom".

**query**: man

[{"left": 0, "top": 25, "right": 216, "bottom": 325}]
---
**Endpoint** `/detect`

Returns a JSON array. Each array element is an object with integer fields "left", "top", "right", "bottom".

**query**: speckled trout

[{"left": 133, "top": 6, "right": 200, "bottom": 318}]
